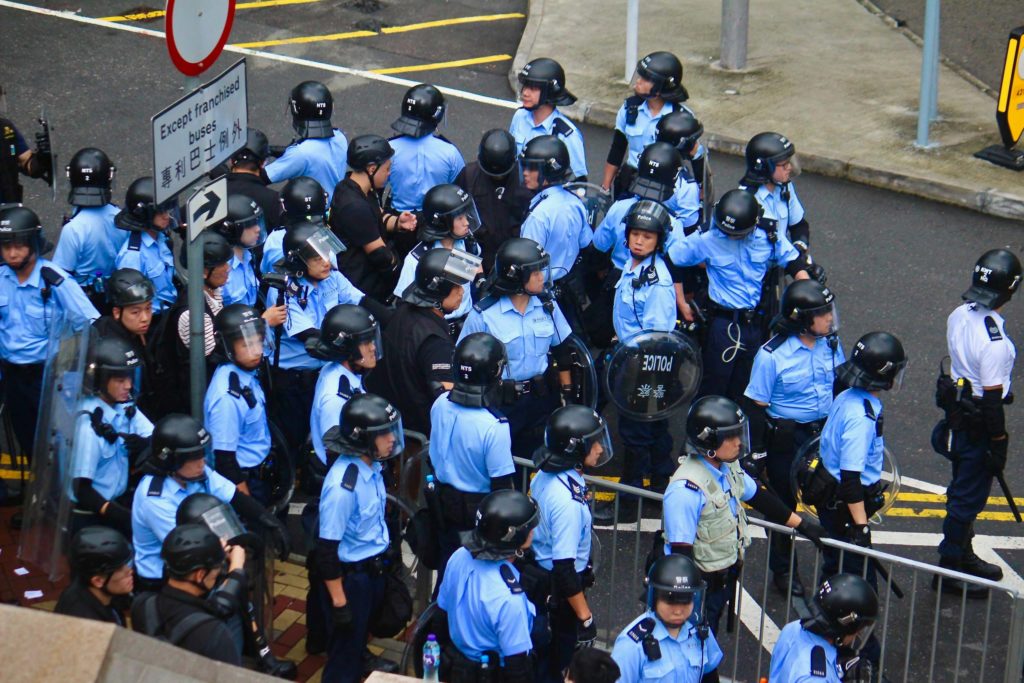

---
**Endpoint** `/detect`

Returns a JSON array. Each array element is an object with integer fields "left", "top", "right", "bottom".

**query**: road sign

[
  {"left": 186, "top": 176, "right": 227, "bottom": 242},
  {"left": 165, "top": 0, "right": 237, "bottom": 77},
  {"left": 976, "top": 26, "right": 1024, "bottom": 170},
  {"left": 151, "top": 58, "right": 247, "bottom": 204}
]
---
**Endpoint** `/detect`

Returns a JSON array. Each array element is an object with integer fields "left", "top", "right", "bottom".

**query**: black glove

[
  {"left": 805, "top": 261, "right": 827, "bottom": 285},
  {"left": 575, "top": 614, "right": 597, "bottom": 649},
  {"left": 560, "top": 384, "right": 577, "bottom": 406},
  {"left": 845, "top": 523, "right": 871, "bottom": 548},
  {"left": 332, "top": 603, "right": 354, "bottom": 633},
  {"left": 121, "top": 433, "right": 149, "bottom": 459},
  {"left": 740, "top": 451, "right": 768, "bottom": 480},
  {"left": 259, "top": 512, "right": 291, "bottom": 560},
  {"left": 34, "top": 131, "right": 51, "bottom": 156},
  {"left": 988, "top": 437, "right": 1008, "bottom": 474},
  {"left": 103, "top": 501, "right": 132, "bottom": 532},
  {"left": 796, "top": 515, "right": 827, "bottom": 551}
]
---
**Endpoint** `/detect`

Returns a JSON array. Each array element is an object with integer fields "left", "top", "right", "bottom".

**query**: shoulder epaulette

[
  {"left": 40, "top": 266, "right": 65, "bottom": 287},
  {"left": 763, "top": 333, "right": 787, "bottom": 353},
  {"left": 485, "top": 405, "right": 508, "bottom": 423},
  {"left": 552, "top": 117, "right": 574, "bottom": 138},
  {"left": 809, "top": 645, "right": 828, "bottom": 677},
  {"left": 337, "top": 373, "right": 361, "bottom": 400},
  {"left": 410, "top": 241, "right": 431, "bottom": 260},
  {"left": 627, "top": 617, "right": 656, "bottom": 643},
  {"left": 499, "top": 563, "right": 523, "bottom": 594},
  {"left": 984, "top": 315, "right": 1003, "bottom": 341},
  {"left": 684, "top": 480, "right": 701, "bottom": 492},
  {"left": 863, "top": 399, "right": 876, "bottom": 421},
  {"left": 341, "top": 462, "right": 359, "bottom": 491},
  {"left": 228, "top": 371, "right": 257, "bottom": 409},
  {"left": 624, "top": 95, "right": 645, "bottom": 126},
  {"left": 127, "top": 231, "right": 143, "bottom": 252},
  {"left": 473, "top": 292, "right": 501, "bottom": 312},
  {"left": 147, "top": 475, "right": 165, "bottom": 497}
]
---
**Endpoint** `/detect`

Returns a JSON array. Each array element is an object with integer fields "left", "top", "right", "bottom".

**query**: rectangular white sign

[{"left": 152, "top": 58, "right": 248, "bottom": 204}]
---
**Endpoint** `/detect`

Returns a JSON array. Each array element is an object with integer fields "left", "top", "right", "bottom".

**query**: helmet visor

[
  {"left": 806, "top": 300, "right": 840, "bottom": 337},
  {"left": 439, "top": 199, "right": 482, "bottom": 238},
  {"left": 197, "top": 502, "right": 248, "bottom": 545},
  {"left": 239, "top": 220, "right": 267, "bottom": 250},
  {"left": 847, "top": 619, "right": 876, "bottom": 653},
  {"left": 298, "top": 228, "right": 345, "bottom": 266},
  {"left": 95, "top": 363, "right": 144, "bottom": 404},
  {"left": 887, "top": 358, "right": 909, "bottom": 393},
  {"left": 691, "top": 416, "right": 751, "bottom": 461},
  {"left": 579, "top": 422, "right": 614, "bottom": 469},
  {"left": 365, "top": 419, "right": 405, "bottom": 461},
  {"left": 443, "top": 248, "right": 482, "bottom": 286},
  {"left": 228, "top": 319, "right": 267, "bottom": 361},
  {"left": 337, "top": 323, "right": 384, "bottom": 364}
]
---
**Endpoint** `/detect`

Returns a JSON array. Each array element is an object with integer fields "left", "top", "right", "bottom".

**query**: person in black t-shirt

[{"left": 56, "top": 526, "right": 134, "bottom": 625}]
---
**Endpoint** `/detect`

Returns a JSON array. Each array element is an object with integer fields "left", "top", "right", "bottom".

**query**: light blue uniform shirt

[
  {"left": 394, "top": 240, "right": 476, "bottom": 320},
  {"left": 769, "top": 621, "right": 843, "bottom": 683},
  {"left": 510, "top": 107, "right": 588, "bottom": 179},
  {"left": 115, "top": 231, "right": 176, "bottom": 313},
  {"left": 593, "top": 195, "right": 685, "bottom": 270},
  {"left": 52, "top": 204, "right": 127, "bottom": 286},
  {"left": 665, "top": 176, "right": 702, "bottom": 229},
  {"left": 663, "top": 458, "right": 757, "bottom": 553},
  {"left": 204, "top": 364, "right": 270, "bottom": 469},
  {"left": 429, "top": 393, "right": 514, "bottom": 493},
  {"left": 265, "top": 130, "right": 349, "bottom": 203},
  {"left": 459, "top": 296, "right": 572, "bottom": 381},
  {"left": 131, "top": 467, "right": 236, "bottom": 579},
  {"left": 613, "top": 253, "right": 678, "bottom": 341},
  {"left": 222, "top": 249, "right": 258, "bottom": 307},
  {"left": 612, "top": 612, "right": 724, "bottom": 683},
  {"left": 615, "top": 100, "right": 683, "bottom": 168},
  {"left": 437, "top": 546, "right": 536, "bottom": 661},
  {"left": 387, "top": 135, "right": 465, "bottom": 211},
  {"left": 667, "top": 226, "right": 800, "bottom": 310},
  {"left": 520, "top": 186, "right": 593, "bottom": 277},
  {"left": 819, "top": 387, "right": 884, "bottom": 485},
  {"left": 261, "top": 228, "right": 337, "bottom": 275},
  {"left": 0, "top": 259, "right": 99, "bottom": 364},
  {"left": 268, "top": 271, "right": 365, "bottom": 370},
  {"left": 745, "top": 333, "right": 845, "bottom": 423},
  {"left": 310, "top": 363, "right": 363, "bottom": 465},
  {"left": 69, "top": 397, "right": 153, "bottom": 502},
  {"left": 530, "top": 468, "right": 592, "bottom": 572},
  {"left": 753, "top": 182, "right": 805, "bottom": 242},
  {"left": 318, "top": 455, "right": 389, "bottom": 562}
]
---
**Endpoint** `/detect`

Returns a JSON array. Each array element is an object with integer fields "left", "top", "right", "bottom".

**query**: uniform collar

[
  {"left": 231, "top": 365, "right": 260, "bottom": 382},
  {"left": 647, "top": 610, "right": 699, "bottom": 642},
  {"left": 81, "top": 395, "right": 123, "bottom": 421},
  {"left": 529, "top": 107, "right": 561, "bottom": 130},
  {"left": 230, "top": 250, "right": 251, "bottom": 268},
  {"left": 2, "top": 258, "right": 45, "bottom": 289},
  {"left": 624, "top": 252, "right": 657, "bottom": 274},
  {"left": 139, "top": 231, "right": 161, "bottom": 247},
  {"left": 498, "top": 295, "right": 540, "bottom": 315},
  {"left": 340, "top": 454, "right": 382, "bottom": 480}
]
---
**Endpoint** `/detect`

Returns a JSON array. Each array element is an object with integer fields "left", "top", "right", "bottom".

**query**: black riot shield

[
  {"left": 546, "top": 333, "right": 599, "bottom": 409},
  {"left": 564, "top": 181, "right": 613, "bottom": 229},
  {"left": 604, "top": 330, "right": 702, "bottom": 421}
]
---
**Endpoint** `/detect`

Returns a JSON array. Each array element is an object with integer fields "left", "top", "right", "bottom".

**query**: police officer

[
  {"left": 511, "top": 57, "right": 588, "bottom": 180},
  {"left": 662, "top": 396, "right": 826, "bottom": 635},
  {"left": 393, "top": 183, "right": 482, "bottom": 325},
  {"left": 265, "top": 80, "right": 348, "bottom": 203},
  {"left": 655, "top": 110, "right": 707, "bottom": 213},
  {"left": 329, "top": 134, "right": 416, "bottom": 302},
  {"left": 936, "top": 249, "right": 1021, "bottom": 593},
  {"left": 435, "top": 489, "right": 539, "bottom": 683},
  {"left": 207, "top": 194, "right": 266, "bottom": 308},
  {"left": 316, "top": 393, "right": 405, "bottom": 683},
  {"left": 740, "top": 132, "right": 809, "bottom": 252},
  {"left": 0, "top": 114, "right": 52, "bottom": 203},
  {"left": 769, "top": 574, "right": 879, "bottom": 683},
  {"left": 458, "top": 238, "right": 577, "bottom": 460},
  {"left": 743, "top": 279, "right": 843, "bottom": 597},
  {"left": 530, "top": 405, "right": 612, "bottom": 681},
  {"left": 0, "top": 204, "right": 99, "bottom": 470},
  {"left": 114, "top": 176, "right": 178, "bottom": 315},
  {"left": 55, "top": 526, "right": 134, "bottom": 624},
  {"left": 667, "top": 189, "right": 811, "bottom": 401},
  {"left": 519, "top": 135, "right": 593, "bottom": 336},
  {"left": 455, "top": 129, "right": 533, "bottom": 272},
  {"left": 429, "top": 332, "right": 515, "bottom": 579},
  {"left": 226, "top": 127, "right": 282, "bottom": 228},
  {"left": 70, "top": 336, "right": 153, "bottom": 537},
  {"left": 53, "top": 147, "right": 127, "bottom": 303},
  {"left": 612, "top": 554, "right": 723, "bottom": 683},
  {"left": 388, "top": 83, "right": 465, "bottom": 212},
  {"left": 261, "top": 175, "right": 330, "bottom": 275}
]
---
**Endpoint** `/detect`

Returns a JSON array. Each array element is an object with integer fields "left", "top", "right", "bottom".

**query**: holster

[
  {"left": 799, "top": 458, "right": 838, "bottom": 508},
  {"left": 437, "top": 483, "right": 487, "bottom": 531}
]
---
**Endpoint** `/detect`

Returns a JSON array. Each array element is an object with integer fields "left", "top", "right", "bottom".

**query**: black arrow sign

[{"left": 191, "top": 190, "right": 221, "bottom": 224}]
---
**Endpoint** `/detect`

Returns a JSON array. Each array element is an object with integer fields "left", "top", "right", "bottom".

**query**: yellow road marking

[
  {"left": 371, "top": 54, "right": 512, "bottom": 75},
  {"left": 100, "top": 0, "right": 320, "bottom": 23},
  {"left": 894, "top": 491, "right": 1024, "bottom": 507},
  {"left": 885, "top": 507, "right": 1021, "bottom": 522},
  {"left": 232, "top": 12, "right": 525, "bottom": 48}
]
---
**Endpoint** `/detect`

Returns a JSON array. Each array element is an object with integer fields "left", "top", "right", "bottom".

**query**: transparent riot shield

[
  {"left": 546, "top": 333, "right": 599, "bottom": 409},
  {"left": 18, "top": 320, "right": 93, "bottom": 581},
  {"left": 564, "top": 181, "right": 613, "bottom": 229},
  {"left": 604, "top": 330, "right": 703, "bottom": 421}
]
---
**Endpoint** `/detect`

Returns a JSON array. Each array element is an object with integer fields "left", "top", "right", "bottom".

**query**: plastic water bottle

[
  {"left": 426, "top": 474, "right": 436, "bottom": 493},
  {"left": 481, "top": 654, "right": 490, "bottom": 672},
  {"left": 423, "top": 633, "right": 441, "bottom": 681}
]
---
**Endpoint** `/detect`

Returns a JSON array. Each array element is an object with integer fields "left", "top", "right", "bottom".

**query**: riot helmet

[
  {"left": 517, "top": 57, "right": 576, "bottom": 108},
  {"left": 114, "top": 177, "right": 176, "bottom": 233},
  {"left": 67, "top": 147, "right": 115, "bottom": 207},
  {"left": 633, "top": 51, "right": 688, "bottom": 103},
  {"left": 463, "top": 489, "right": 539, "bottom": 561},
  {"left": 85, "top": 336, "right": 141, "bottom": 403},
  {"left": 450, "top": 332, "right": 507, "bottom": 408},
  {"left": 391, "top": 83, "right": 446, "bottom": 138},
  {"left": 322, "top": 393, "right": 404, "bottom": 461},
  {"left": 645, "top": 554, "right": 705, "bottom": 612},
  {"left": 520, "top": 135, "right": 572, "bottom": 185},
  {"left": 401, "top": 247, "right": 475, "bottom": 309},
  {"left": 176, "top": 492, "right": 251, "bottom": 547},
  {"left": 289, "top": 81, "right": 334, "bottom": 140},
  {"left": 685, "top": 395, "right": 750, "bottom": 461},
  {"left": 347, "top": 134, "right": 395, "bottom": 172},
  {"left": 147, "top": 414, "right": 212, "bottom": 477},
  {"left": 712, "top": 189, "right": 762, "bottom": 239},
  {"left": 835, "top": 331, "right": 907, "bottom": 392},
  {"left": 282, "top": 220, "right": 344, "bottom": 278},
  {"left": 231, "top": 127, "right": 270, "bottom": 165},
  {"left": 744, "top": 132, "right": 797, "bottom": 186},
  {"left": 802, "top": 574, "right": 879, "bottom": 652},
  {"left": 161, "top": 523, "right": 226, "bottom": 580},
  {"left": 209, "top": 194, "right": 265, "bottom": 249},
  {"left": 775, "top": 280, "right": 839, "bottom": 337},
  {"left": 69, "top": 526, "right": 132, "bottom": 584},
  {"left": 420, "top": 184, "right": 481, "bottom": 242},
  {"left": 625, "top": 199, "right": 673, "bottom": 253},
  {"left": 486, "top": 238, "right": 551, "bottom": 296},
  {"left": 214, "top": 304, "right": 267, "bottom": 368},
  {"left": 0, "top": 203, "right": 44, "bottom": 255},
  {"left": 962, "top": 248, "right": 1023, "bottom": 310},
  {"left": 478, "top": 129, "right": 518, "bottom": 178},
  {"left": 656, "top": 110, "right": 704, "bottom": 157},
  {"left": 107, "top": 268, "right": 156, "bottom": 309},
  {"left": 280, "top": 176, "right": 328, "bottom": 227},
  {"left": 179, "top": 231, "right": 233, "bottom": 271},
  {"left": 307, "top": 304, "right": 382, "bottom": 367},
  {"left": 630, "top": 142, "right": 683, "bottom": 202},
  {"left": 535, "top": 405, "right": 613, "bottom": 472}
]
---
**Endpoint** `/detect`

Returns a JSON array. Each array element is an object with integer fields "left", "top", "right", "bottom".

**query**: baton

[
  {"left": 995, "top": 472, "right": 1023, "bottom": 523},
  {"left": 869, "top": 557, "right": 904, "bottom": 599}
]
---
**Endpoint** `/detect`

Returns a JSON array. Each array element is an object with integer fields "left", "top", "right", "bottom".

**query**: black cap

[{"left": 347, "top": 134, "right": 394, "bottom": 172}]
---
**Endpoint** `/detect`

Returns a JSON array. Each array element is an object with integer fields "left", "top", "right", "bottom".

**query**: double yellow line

[{"left": 100, "top": 0, "right": 320, "bottom": 22}]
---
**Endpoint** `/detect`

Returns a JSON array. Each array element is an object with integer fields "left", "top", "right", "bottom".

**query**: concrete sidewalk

[{"left": 512, "top": 0, "right": 1024, "bottom": 219}]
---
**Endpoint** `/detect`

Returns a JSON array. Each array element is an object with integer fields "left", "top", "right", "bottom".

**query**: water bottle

[
  {"left": 481, "top": 654, "right": 490, "bottom": 672},
  {"left": 423, "top": 633, "right": 441, "bottom": 681},
  {"left": 426, "top": 474, "right": 436, "bottom": 493}
]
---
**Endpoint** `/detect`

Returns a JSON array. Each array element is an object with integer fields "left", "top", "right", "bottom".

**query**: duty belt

[
  {"left": 707, "top": 300, "right": 761, "bottom": 324},
  {"left": 501, "top": 375, "right": 548, "bottom": 402},
  {"left": 340, "top": 550, "right": 388, "bottom": 577}
]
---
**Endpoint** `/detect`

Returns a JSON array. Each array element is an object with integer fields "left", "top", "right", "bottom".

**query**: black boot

[
  {"left": 960, "top": 548, "right": 1003, "bottom": 581},
  {"left": 932, "top": 558, "right": 989, "bottom": 599},
  {"left": 363, "top": 649, "right": 400, "bottom": 676}
]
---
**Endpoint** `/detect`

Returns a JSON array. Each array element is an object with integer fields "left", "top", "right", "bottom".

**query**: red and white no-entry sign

[{"left": 165, "top": 0, "right": 237, "bottom": 77}]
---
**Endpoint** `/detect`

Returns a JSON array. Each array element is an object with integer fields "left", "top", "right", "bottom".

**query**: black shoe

[
  {"left": 362, "top": 650, "right": 400, "bottom": 676},
  {"left": 961, "top": 549, "right": 1003, "bottom": 581},
  {"left": 772, "top": 571, "right": 806, "bottom": 598},
  {"left": 932, "top": 561, "right": 989, "bottom": 599},
  {"left": 258, "top": 653, "right": 298, "bottom": 680},
  {"left": 305, "top": 635, "right": 325, "bottom": 656}
]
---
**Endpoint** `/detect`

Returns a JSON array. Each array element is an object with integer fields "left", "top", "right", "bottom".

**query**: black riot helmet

[
  {"left": 420, "top": 184, "right": 480, "bottom": 242},
  {"left": 463, "top": 489, "right": 539, "bottom": 561},
  {"left": 289, "top": 80, "right": 334, "bottom": 140},
  {"left": 280, "top": 176, "right": 328, "bottom": 226},
  {"left": 391, "top": 83, "right": 446, "bottom": 138},
  {"left": 450, "top": 333, "right": 508, "bottom": 408},
  {"left": 656, "top": 110, "right": 704, "bottom": 157},
  {"left": 775, "top": 280, "right": 838, "bottom": 337},
  {"left": 630, "top": 142, "right": 683, "bottom": 202},
  {"left": 231, "top": 127, "right": 270, "bottom": 165},
  {"left": 624, "top": 199, "right": 673, "bottom": 251},
  {"left": 323, "top": 393, "right": 404, "bottom": 461},
  {"left": 307, "top": 304, "right": 382, "bottom": 366},
  {"left": 67, "top": 147, "right": 115, "bottom": 207},
  {"left": 517, "top": 57, "right": 576, "bottom": 108},
  {"left": 209, "top": 194, "right": 264, "bottom": 248},
  {"left": 176, "top": 492, "right": 222, "bottom": 527},
  {"left": 685, "top": 395, "right": 750, "bottom": 459},
  {"left": 520, "top": 135, "right": 572, "bottom": 184},
  {"left": 712, "top": 189, "right": 763, "bottom": 238},
  {"left": 147, "top": 414, "right": 212, "bottom": 475},
  {"left": 535, "top": 405, "right": 613, "bottom": 472},
  {"left": 802, "top": 574, "right": 879, "bottom": 651},
  {"left": 836, "top": 331, "right": 907, "bottom": 392},
  {"left": 214, "top": 304, "right": 267, "bottom": 365},
  {"left": 179, "top": 231, "right": 233, "bottom": 271},
  {"left": 115, "top": 177, "right": 176, "bottom": 232},
  {"left": 107, "top": 268, "right": 156, "bottom": 308},
  {"left": 0, "top": 203, "right": 44, "bottom": 254},
  {"left": 645, "top": 554, "right": 704, "bottom": 611},
  {"left": 176, "top": 492, "right": 252, "bottom": 548},
  {"left": 69, "top": 526, "right": 132, "bottom": 583},
  {"left": 282, "top": 220, "right": 343, "bottom": 278},
  {"left": 478, "top": 129, "right": 518, "bottom": 178},
  {"left": 487, "top": 238, "right": 550, "bottom": 296},
  {"left": 85, "top": 336, "right": 141, "bottom": 399},
  {"left": 347, "top": 134, "right": 395, "bottom": 172},
  {"left": 402, "top": 247, "right": 474, "bottom": 308},
  {"left": 744, "top": 132, "right": 796, "bottom": 185},
  {"left": 161, "top": 523, "right": 225, "bottom": 580},
  {"left": 962, "top": 249, "right": 1023, "bottom": 310},
  {"left": 634, "top": 51, "right": 688, "bottom": 103}
]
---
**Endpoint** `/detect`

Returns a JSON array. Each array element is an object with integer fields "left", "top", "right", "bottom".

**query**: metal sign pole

[
  {"left": 187, "top": 231, "right": 206, "bottom": 419},
  {"left": 624, "top": 0, "right": 639, "bottom": 82},
  {"left": 720, "top": 0, "right": 750, "bottom": 71},
  {"left": 915, "top": 0, "right": 941, "bottom": 148}
]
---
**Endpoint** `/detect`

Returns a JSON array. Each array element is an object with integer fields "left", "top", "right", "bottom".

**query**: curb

[{"left": 508, "top": 0, "right": 1024, "bottom": 221}]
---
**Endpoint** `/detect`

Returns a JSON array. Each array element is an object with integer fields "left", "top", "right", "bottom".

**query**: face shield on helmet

[
  {"left": 334, "top": 322, "right": 384, "bottom": 365},
  {"left": 223, "top": 318, "right": 267, "bottom": 365},
  {"left": 576, "top": 422, "right": 614, "bottom": 469},
  {"left": 886, "top": 358, "right": 909, "bottom": 393},
  {"left": 444, "top": 248, "right": 483, "bottom": 283},
  {"left": 805, "top": 299, "right": 840, "bottom": 337},
  {"left": 438, "top": 199, "right": 481, "bottom": 239},
  {"left": 365, "top": 418, "right": 406, "bottom": 461},
  {"left": 195, "top": 501, "right": 248, "bottom": 546},
  {"left": 692, "top": 416, "right": 751, "bottom": 462},
  {"left": 172, "top": 438, "right": 214, "bottom": 482},
  {"left": 844, "top": 618, "right": 877, "bottom": 653},
  {"left": 296, "top": 228, "right": 345, "bottom": 268}
]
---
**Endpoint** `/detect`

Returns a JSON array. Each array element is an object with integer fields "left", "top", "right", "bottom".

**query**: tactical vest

[{"left": 669, "top": 456, "right": 750, "bottom": 572}]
